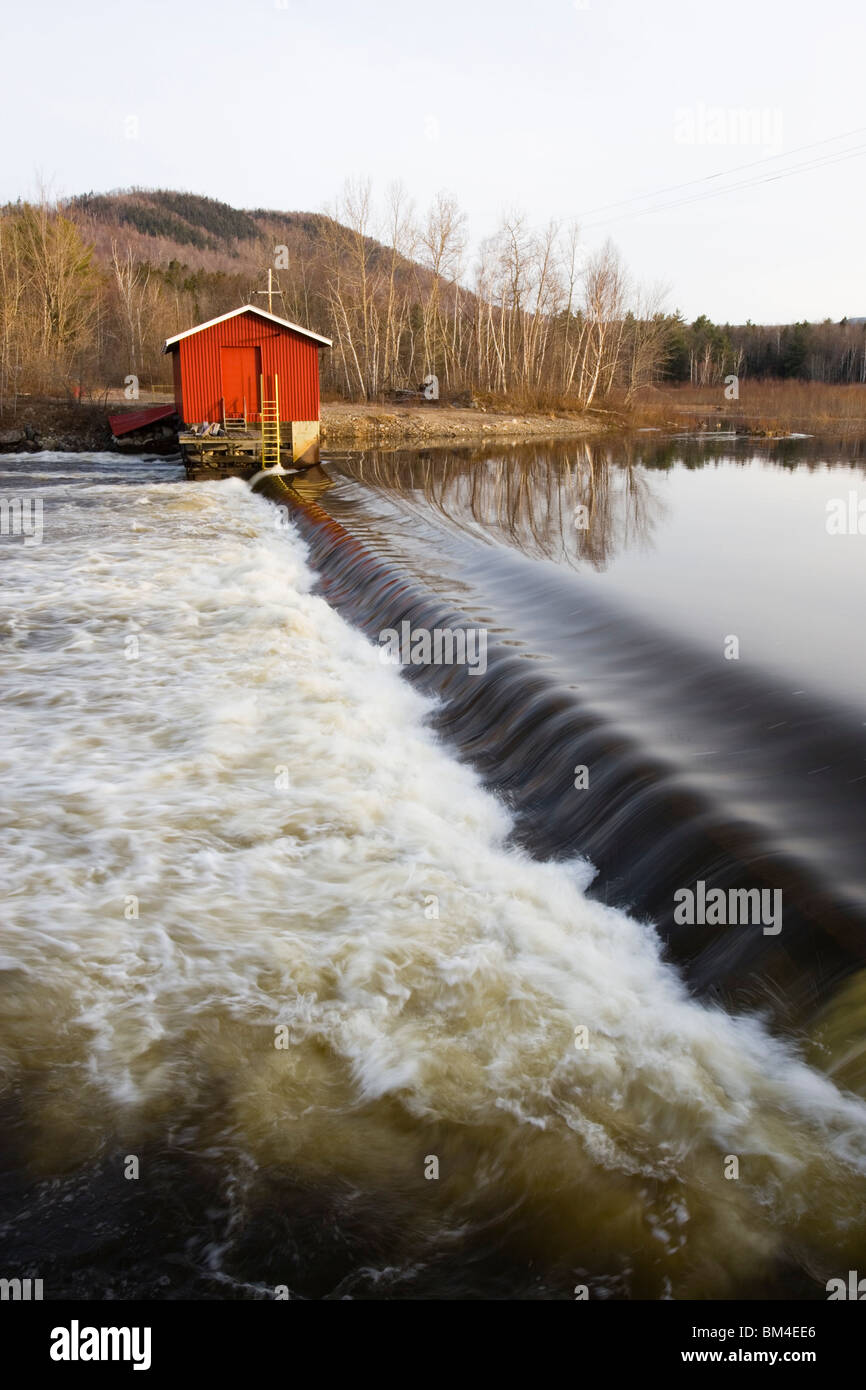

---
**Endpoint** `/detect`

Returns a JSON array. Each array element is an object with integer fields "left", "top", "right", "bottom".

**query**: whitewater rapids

[{"left": 1, "top": 461, "right": 865, "bottom": 1297}]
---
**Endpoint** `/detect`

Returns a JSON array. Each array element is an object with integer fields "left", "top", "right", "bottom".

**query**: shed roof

[
  {"left": 109, "top": 404, "right": 177, "bottom": 437},
  {"left": 162, "top": 305, "right": 332, "bottom": 353}
]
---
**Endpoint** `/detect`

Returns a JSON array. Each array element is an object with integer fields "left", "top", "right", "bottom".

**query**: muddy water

[{"left": 0, "top": 443, "right": 865, "bottom": 1299}]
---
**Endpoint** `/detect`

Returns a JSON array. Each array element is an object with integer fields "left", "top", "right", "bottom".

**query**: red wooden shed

[{"left": 163, "top": 305, "right": 331, "bottom": 432}]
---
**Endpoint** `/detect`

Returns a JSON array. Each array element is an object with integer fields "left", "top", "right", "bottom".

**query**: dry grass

[
  {"left": 337, "top": 384, "right": 615, "bottom": 419},
  {"left": 621, "top": 380, "right": 866, "bottom": 438},
  {"left": 327, "top": 379, "right": 866, "bottom": 437},
  {"left": 0, "top": 398, "right": 110, "bottom": 435}
]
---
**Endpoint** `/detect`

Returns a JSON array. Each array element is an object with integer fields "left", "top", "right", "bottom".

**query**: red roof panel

[{"left": 109, "top": 405, "right": 176, "bottom": 437}]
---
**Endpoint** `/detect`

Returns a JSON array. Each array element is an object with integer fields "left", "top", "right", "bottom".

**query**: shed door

[{"left": 220, "top": 347, "right": 261, "bottom": 420}]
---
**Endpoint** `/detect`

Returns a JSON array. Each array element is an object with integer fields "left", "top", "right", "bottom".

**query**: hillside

[
  {"left": 64, "top": 188, "right": 420, "bottom": 313},
  {"left": 68, "top": 189, "right": 330, "bottom": 274},
  {"left": 52, "top": 188, "right": 437, "bottom": 393},
  {"left": 2, "top": 187, "right": 864, "bottom": 408}
]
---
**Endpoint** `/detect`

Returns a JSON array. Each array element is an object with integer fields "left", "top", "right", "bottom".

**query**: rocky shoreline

[
  {"left": 0, "top": 401, "right": 831, "bottom": 458},
  {"left": 320, "top": 401, "right": 607, "bottom": 447},
  {"left": 0, "top": 405, "right": 179, "bottom": 455},
  {"left": 0, "top": 398, "right": 607, "bottom": 456},
  {"left": 0, "top": 422, "right": 106, "bottom": 453}
]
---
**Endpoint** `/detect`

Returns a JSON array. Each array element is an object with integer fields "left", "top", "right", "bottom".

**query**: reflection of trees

[{"left": 327, "top": 440, "right": 666, "bottom": 572}]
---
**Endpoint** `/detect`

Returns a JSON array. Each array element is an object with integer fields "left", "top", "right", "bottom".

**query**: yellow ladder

[{"left": 260, "top": 374, "right": 281, "bottom": 469}]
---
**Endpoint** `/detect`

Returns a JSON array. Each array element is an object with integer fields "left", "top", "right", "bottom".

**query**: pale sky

[{"left": 3, "top": 0, "right": 864, "bottom": 324}]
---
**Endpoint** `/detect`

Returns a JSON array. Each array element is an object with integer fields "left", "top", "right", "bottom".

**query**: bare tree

[
  {"left": 623, "top": 283, "right": 672, "bottom": 403},
  {"left": 111, "top": 240, "right": 152, "bottom": 375},
  {"left": 580, "top": 241, "right": 626, "bottom": 407}
]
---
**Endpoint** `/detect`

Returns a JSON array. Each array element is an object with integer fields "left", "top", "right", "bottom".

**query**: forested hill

[
  {"left": 66, "top": 189, "right": 342, "bottom": 280},
  {"left": 65, "top": 188, "right": 866, "bottom": 391},
  {"left": 1, "top": 186, "right": 864, "bottom": 401}
]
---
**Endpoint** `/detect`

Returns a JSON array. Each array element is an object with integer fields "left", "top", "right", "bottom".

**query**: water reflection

[
  {"left": 325, "top": 440, "right": 662, "bottom": 571},
  {"left": 323, "top": 433, "right": 866, "bottom": 573}
]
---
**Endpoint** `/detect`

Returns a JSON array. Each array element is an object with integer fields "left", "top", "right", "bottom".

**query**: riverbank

[
  {"left": 625, "top": 379, "right": 866, "bottom": 439},
  {"left": 0, "top": 395, "right": 609, "bottom": 453},
  {"left": 320, "top": 400, "right": 608, "bottom": 446},
  {"left": 4, "top": 381, "right": 866, "bottom": 454},
  {"left": 0, "top": 401, "right": 121, "bottom": 453}
]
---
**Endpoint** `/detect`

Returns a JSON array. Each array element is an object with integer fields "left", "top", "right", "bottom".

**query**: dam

[{"left": 1, "top": 436, "right": 865, "bottom": 1301}]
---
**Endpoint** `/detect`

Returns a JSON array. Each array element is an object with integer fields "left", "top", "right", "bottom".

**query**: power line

[
  {"left": 591, "top": 143, "right": 866, "bottom": 224},
  {"left": 578, "top": 123, "right": 866, "bottom": 224},
  {"left": 580, "top": 140, "right": 866, "bottom": 230}
]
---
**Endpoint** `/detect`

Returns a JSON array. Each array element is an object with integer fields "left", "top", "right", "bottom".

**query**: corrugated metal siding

[
  {"left": 172, "top": 350, "right": 184, "bottom": 419},
  {"left": 109, "top": 405, "right": 176, "bottom": 437},
  {"left": 176, "top": 309, "right": 320, "bottom": 425}
]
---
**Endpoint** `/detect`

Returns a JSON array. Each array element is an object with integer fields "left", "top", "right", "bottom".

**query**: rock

[{"left": 0, "top": 427, "right": 26, "bottom": 447}]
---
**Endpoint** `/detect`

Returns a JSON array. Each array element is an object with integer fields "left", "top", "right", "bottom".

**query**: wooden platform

[{"left": 179, "top": 428, "right": 295, "bottom": 480}]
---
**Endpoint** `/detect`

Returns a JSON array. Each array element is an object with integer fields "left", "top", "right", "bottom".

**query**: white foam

[{"left": 2, "top": 468, "right": 865, "bottom": 1289}]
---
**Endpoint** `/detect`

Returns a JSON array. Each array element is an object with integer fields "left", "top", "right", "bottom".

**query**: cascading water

[{"left": 1, "top": 447, "right": 865, "bottom": 1300}]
